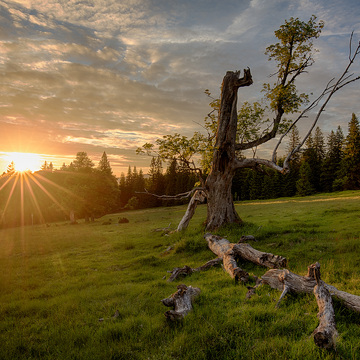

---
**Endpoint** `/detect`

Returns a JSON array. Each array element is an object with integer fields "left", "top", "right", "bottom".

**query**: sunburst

[{"left": 4, "top": 152, "right": 43, "bottom": 173}]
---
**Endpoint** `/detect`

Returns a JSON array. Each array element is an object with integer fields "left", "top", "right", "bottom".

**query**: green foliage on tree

[
  {"left": 72, "top": 152, "right": 94, "bottom": 172},
  {"left": 296, "top": 161, "right": 316, "bottom": 196},
  {"left": 98, "top": 151, "right": 112, "bottom": 175},
  {"left": 341, "top": 113, "right": 360, "bottom": 189},
  {"left": 264, "top": 16, "right": 324, "bottom": 114}
]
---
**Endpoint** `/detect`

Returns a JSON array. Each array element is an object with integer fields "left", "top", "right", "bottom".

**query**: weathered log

[
  {"left": 310, "top": 263, "right": 338, "bottom": 349},
  {"left": 161, "top": 284, "right": 200, "bottom": 321},
  {"left": 233, "top": 242, "right": 287, "bottom": 269},
  {"left": 167, "top": 258, "right": 223, "bottom": 282},
  {"left": 204, "top": 233, "right": 249, "bottom": 282},
  {"left": 204, "top": 233, "right": 286, "bottom": 282},
  {"left": 261, "top": 264, "right": 360, "bottom": 313}
]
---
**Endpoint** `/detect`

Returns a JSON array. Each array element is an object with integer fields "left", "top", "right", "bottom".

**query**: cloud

[{"left": 1, "top": 0, "right": 360, "bottom": 175}]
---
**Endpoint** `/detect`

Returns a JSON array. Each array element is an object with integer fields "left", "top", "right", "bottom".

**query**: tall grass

[{"left": 1, "top": 191, "right": 360, "bottom": 359}]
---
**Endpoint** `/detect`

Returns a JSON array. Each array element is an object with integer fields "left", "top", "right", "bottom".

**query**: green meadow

[{"left": 1, "top": 191, "right": 360, "bottom": 359}]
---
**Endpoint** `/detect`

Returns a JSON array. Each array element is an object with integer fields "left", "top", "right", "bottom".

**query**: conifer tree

[
  {"left": 98, "top": 151, "right": 112, "bottom": 175},
  {"left": 321, "top": 126, "right": 344, "bottom": 192},
  {"left": 296, "top": 161, "right": 316, "bottom": 196},
  {"left": 342, "top": 113, "right": 360, "bottom": 189}
]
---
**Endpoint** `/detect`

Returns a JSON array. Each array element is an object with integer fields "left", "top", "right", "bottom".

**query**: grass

[{"left": 1, "top": 190, "right": 360, "bottom": 359}]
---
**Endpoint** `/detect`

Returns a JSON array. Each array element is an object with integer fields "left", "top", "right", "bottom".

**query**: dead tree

[{"left": 139, "top": 27, "right": 360, "bottom": 232}]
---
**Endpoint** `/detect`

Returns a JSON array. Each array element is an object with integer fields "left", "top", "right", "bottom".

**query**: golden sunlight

[{"left": 5, "top": 152, "right": 43, "bottom": 173}]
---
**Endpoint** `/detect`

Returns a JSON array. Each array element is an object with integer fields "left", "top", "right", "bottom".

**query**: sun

[{"left": 5, "top": 152, "right": 43, "bottom": 173}]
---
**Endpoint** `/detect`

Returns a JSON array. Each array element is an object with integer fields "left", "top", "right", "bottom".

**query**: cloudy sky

[{"left": 1, "top": 0, "right": 360, "bottom": 176}]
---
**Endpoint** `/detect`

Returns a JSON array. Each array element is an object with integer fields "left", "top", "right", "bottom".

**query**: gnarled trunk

[
  {"left": 205, "top": 170, "right": 240, "bottom": 230},
  {"left": 205, "top": 70, "right": 252, "bottom": 231}
]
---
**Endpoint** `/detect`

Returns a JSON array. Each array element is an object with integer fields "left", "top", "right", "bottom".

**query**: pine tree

[
  {"left": 98, "top": 151, "right": 112, "bottom": 175},
  {"left": 296, "top": 161, "right": 316, "bottom": 196},
  {"left": 301, "top": 127, "right": 325, "bottom": 192},
  {"left": 321, "top": 126, "right": 344, "bottom": 192},
  {"left": 7, "top": 161, "right": 15, "bottom": 175},
  {"left": 342, "top": 113, "right": 360, "bottom": 189},
  {"left": 165, "top": 159, "right": 178, "bottom": 196},
  {"left": 72, "top": 152, "right": 94, "bottom": 172},
  {"left": 283, "top": 126, "right": 301, "bottom": 196}
]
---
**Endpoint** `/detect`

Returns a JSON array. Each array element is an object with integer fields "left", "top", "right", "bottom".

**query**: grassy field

[{"left": 1, "top": 191, "right": 360, "bottom": 359}]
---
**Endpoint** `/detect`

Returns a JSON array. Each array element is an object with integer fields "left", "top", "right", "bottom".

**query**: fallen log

[
  {"left": 161, "top": 284, "right": 201, "bottom": 321},
  {"left": 233, "top": 242, "right": 287, "bottom": 269},
  {"left": 204, "top": 233, "right": 287, "bottom": 283},
  {"left": 167, "top": 258, "right": 223, "bottom": 282},
  {"left": 311, "top": 263, "right": 338, "bottom": 349},
  {"left": 204, "top": 233, "right": 249, "bottom": 282},
  {"left": 261, "top": 264, "right": 360, "bottom": 313}
]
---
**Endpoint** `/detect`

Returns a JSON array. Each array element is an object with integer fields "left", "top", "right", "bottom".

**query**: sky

[{"left": 1, "top": 0, "right": 360, "bottom": 176}]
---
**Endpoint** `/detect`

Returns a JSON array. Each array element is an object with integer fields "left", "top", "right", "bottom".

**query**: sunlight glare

[{"left": 5, "top": 152, "right": 42, "bottom": 172}]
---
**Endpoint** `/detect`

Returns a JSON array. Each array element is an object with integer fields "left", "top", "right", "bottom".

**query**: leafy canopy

[{"left": 264, "top": 15, "right": 324, "bottom": 113}]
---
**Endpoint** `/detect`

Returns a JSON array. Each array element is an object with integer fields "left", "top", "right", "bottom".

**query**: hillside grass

[{"left": 1, "top": 191, "right": 360, "bottom": 359}]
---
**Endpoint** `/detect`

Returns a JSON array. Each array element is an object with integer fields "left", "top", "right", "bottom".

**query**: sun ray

[
  {"left": 23, "top": 172, "right": 46, "bottom": 224},
  {"left": 0, "top": 175, "right": 14, "bottom": 191},
  {"left": 1, "top": 174, "right": 19, "bottom": 225},
  {"left": 33, "top": 172, "right": 85, "bottom": 202},
  {"left": 27, "top": 173, "right": 69, "bottom": 216},
  {"left": 20, "top": 173, "right": 24, "bottom": 227}
]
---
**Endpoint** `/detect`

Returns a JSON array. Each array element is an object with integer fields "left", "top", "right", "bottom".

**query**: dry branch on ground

[{"left": 161, "top": 284, "right": 201, "bottom": 321}]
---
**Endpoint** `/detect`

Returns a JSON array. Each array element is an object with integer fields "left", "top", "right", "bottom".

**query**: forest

[{"left": 0, "top": 113, "right": 359, "bottom": 228}]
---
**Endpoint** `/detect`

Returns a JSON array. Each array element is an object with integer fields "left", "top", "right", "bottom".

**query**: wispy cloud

[{"left": 1, "top": 0, "right": 360, "bottom": 174}]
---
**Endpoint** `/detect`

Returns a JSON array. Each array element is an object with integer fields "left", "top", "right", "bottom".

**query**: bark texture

[
  {"left": 204, "top": 233, "right": 286, "bottom": 282},
  {"left": 161, "top": 284, "right": 200, "bottom": 321},
  {"left": 261, "top": 265, "right": 360, "bottom": 314},
  {"left": 177, "top": 190, "right": 206, "bottom": 231},
  {"left": 311, "top": 263, "right": 338, "bottom": 349},
  {"left": 204, "top": 233, "right": 249, "bottom": 282},
  {"left": 205, "top": 70, "right": 252, "bottom": 231}
]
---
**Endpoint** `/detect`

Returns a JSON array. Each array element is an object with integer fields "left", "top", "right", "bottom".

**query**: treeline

[
  {"left": 118, "top": 157, "right": 197, "bottom": 209},
  {"left": 1, "top": 113, "right": 359, "bottom": 227},
  {"left": 0, "top": 152, "right": 120, "bottom": 227},
  {"left": 0, "top": 152, "right": 196, "bottom": 227},
  {"left": 232, "top": 113, "right": 360, "bottom": 200}
]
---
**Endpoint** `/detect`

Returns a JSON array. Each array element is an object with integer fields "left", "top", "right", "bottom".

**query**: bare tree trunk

[
  {"left": 205, "top": 70, "right": 252, "bottom": 231},
  {"left": 205, "top": 171, "right": 241, "bottom": 230}
]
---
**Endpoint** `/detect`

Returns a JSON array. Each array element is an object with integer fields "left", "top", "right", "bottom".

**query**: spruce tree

[
  {"left": 296, "top": 161, "right": 316, "bottom": 196},
  {"left": 283, "top": 126, "right": 301, "bottom": 196},
  {"left": 98, "top": 151, "right": 112, "bottom": 175},
  {"left": 321, "top": 127, "right": 344, "bottom": 192},
  {"left": 342, "top": 113, "right": 360, "bottom": 189}
]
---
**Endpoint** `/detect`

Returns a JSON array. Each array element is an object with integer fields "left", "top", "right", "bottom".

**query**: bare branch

[
  {"left": 284, "top": 39, "right": 360, "bottom": 169},
  {"left": 233, "top": 157, "right": 284, "bottom": 173},
  {"left": 135, "top": 187, "right": 205, "bottom": 200}
]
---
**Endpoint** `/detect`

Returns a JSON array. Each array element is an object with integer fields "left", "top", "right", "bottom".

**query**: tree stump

[{"left": 161, "top": 284, "right": 200, "bottom": 321}]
